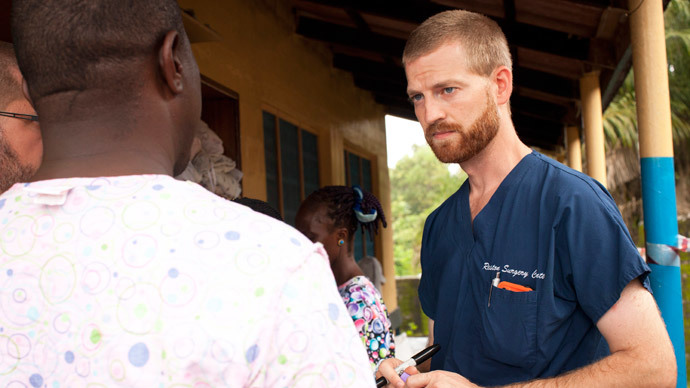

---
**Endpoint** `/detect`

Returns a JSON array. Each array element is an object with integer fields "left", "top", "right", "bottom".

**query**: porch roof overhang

[
  {"left": 290, "top": 0, "right": 661, "bottom": 152},
  {"left": 1, "top": 1, "right": 669, "bottom": 152}
]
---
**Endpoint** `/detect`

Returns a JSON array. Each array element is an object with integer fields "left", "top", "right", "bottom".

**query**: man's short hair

[
  {"left": 403, "top": 10, "right": 512, "bottom": 77},
  {"left": 0, "top": 42, "right": 23, "bottom": 109},
  {"left": 11, "top": 0, "right": 186, "bottom": 102}
]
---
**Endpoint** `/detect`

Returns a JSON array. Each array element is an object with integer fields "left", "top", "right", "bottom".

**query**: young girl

[{"left": 295, "top": 185, "right": 395, "bottom": 371}]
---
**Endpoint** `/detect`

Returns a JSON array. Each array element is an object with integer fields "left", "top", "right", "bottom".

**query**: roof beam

[
  {"left": 512, "top": 115, "right": 564, "bottom": 150},
  {"left": 430, "top": 0, "right": 505, "bottom": 18},
  {"left": 294, "top": 0, "right": 451, "bottom": 24},
  {"left": 514, "top": 86, "right": 580, "bottom": 107},
  {"left": 297, "top": 13, "right": 597, "bottom": 67},
  {"left": 513, "top": 67, "right": 580, "bottom": 100},
  {"left": 296, "top": 17, "right": 405, "bottom": 58},
  {"left": 374, "top": 95, "right": 417, "bottom": 121},
  {"left": 333, "top": 53, "right": 581, "bottom": 113},
  {"left": 333, "top": 54, "right": 407, "bottom": 85},
  {"left": 352, "top": 76, "right": 408, "bottom": 101},
  {"left": 510, "top": 96, "right": 578, "bottom": 125}
]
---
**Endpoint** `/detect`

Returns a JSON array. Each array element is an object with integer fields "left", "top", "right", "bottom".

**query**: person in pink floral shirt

[{"left": 3, "top": 0, "right": 375, "bottom": 386}]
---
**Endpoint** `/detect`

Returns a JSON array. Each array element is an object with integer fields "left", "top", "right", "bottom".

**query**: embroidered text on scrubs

[
  {"left": 483, "top": 263, "right": 501, "bottom": 271},
  {"left": 502, "top": 265, "right": 529, "bottom": 278},
  {"left": 483, "top": 262, "right": 546, "bottom": 280}
]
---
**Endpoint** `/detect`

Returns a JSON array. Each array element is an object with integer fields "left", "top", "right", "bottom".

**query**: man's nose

[{"left": 421, "top": 98, "right": 446, "bottom": 125}]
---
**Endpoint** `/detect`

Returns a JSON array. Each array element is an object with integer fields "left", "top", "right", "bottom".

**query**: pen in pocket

[
  {"left": 488, "top": 271, "right": 500, "bottom": 307},
  {"left": 497, "top": 281, "right": 533, "bottom": 292}
]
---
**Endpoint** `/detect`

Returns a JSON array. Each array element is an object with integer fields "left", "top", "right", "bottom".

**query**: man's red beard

[{"left": 424, "top": 93, "right": 500, "bottom": 164}]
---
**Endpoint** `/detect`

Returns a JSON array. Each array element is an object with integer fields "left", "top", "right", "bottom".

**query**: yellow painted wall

[{"left": 178, "top": 0, "right": 397, "bottom": 309}]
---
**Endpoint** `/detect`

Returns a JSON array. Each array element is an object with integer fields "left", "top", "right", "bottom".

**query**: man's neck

[
  {"left": 30, "top": 151, "right": 173, "bottom": 181},
  {"left": 31, "top": 93, "right": 179, "bottom": 181},
  {"left": 460, "top": 122, "right": 531, "bottom": 219},
  {"left": 462, "top": 124, "right": 530, "bottom": 193}
]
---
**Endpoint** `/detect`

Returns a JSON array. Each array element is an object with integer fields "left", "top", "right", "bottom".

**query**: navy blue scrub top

[{"left": 418, "top": 151, "right": 650, "bottom": 386}]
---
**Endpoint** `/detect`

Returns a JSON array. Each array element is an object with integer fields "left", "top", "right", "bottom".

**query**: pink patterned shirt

[{"left": 0, "top": 175, "right": 374, "bottom": 387}]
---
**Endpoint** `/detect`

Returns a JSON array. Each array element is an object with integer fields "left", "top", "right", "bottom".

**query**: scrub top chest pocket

[{"left": 478, "top": 284, "right": 538, "bottom": 369}]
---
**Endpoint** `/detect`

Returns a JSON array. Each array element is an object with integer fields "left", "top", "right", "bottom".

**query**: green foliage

[
  {"left": 679, "top": 218, "right": 690, "bottom": 380},
  {"left": 396, "top": 277, "right": 431, "bottom": 336},
  {"left": 603, "top": 0, "right": 690, "bottom": 147},
  {"left": 390, "top": 145, "right": 466, "bottom": 276},
  {"left": 405, "top": 321, "right": 419, "bottom": 336}
]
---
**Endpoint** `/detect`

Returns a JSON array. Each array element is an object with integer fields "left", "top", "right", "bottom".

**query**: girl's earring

[{"left": 338, "top": 239, "right": 345, "bottom": 246}]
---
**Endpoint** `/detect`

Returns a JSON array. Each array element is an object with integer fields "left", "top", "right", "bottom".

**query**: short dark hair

[
  {"left": 11, "top": 0, "right": 186, "bottom": 102},
  {"left": 0, "top": 42, "right": 23, "bottom": 109},
  {"left": 403, "top": 10, "right": 511, "bottom": 77}
]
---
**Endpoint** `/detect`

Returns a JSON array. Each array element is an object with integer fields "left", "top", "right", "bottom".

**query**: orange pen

[{"left": 497, "top": 281, "right": 533, "bottom": 292}]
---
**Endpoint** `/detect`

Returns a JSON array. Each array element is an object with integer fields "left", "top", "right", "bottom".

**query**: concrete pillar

[
  {"left": 377, "top": 154, "right": 398, "bottom": 311},
  {"left": 630, "top": 0, "right": 685, "bottom": 385},
  {"left": 579, "top": 71, "right": 607, "bottom": 187},
  {"left": 566, "top": 125, "right": 582, "bottom": 172}
]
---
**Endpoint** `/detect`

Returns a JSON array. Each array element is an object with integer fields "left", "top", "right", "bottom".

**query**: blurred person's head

[
  {"left": 11, "top": 0, "right": 201, "bottom": 178},
  {"left": 0, "top": 42, "right": 42, "bottom": 192},
  {"left": 233, "top": 197, "right": 283, "bottom": 222}
]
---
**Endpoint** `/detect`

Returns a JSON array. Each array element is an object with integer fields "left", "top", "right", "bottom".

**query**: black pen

[{"left": 375, "top": 344, "right": 441, "bottom": 387}]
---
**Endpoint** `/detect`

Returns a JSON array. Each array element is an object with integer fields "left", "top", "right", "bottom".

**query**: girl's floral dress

[{"left": 338, "top": 276, "right": 396, "bottom": 370}]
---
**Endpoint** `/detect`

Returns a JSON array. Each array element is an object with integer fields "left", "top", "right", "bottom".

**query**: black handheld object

[{"left": 375, "top": 344, "right": 441, "bottom": 388}]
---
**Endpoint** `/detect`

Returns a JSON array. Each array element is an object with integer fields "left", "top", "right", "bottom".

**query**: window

[
  {"left": 263, "top": 111, "right": 319, "bottom": 225},
  {"left": 344, "top": 150, "right": 375, "bottom": 262},
  {"left": 201, "top": 76, "right": 240, "bottom": 169}
]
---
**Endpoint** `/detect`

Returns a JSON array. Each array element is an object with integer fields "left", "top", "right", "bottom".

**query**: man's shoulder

[
  {"left": 528, "top": 152, "right": 589, "bottom": 185},
  {"left": 13, "top": 174, "right": 318, "bottom": 265},
  {"left": 528, "top": 152, "right": 612, "bottom": 201},
  {"left": 526, "top": 152, "right": 624, "bottom": 226}
]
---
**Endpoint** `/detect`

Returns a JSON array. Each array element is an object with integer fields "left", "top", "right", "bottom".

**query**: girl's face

[{"left": 295, "top": 203, "right": 342, "bottom": 263}]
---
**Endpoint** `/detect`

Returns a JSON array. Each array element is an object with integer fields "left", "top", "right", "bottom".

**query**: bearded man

[
  {"left": 378, "top": 9, "right": 675, "bottom": 388},
  {"left": 0, "top": 41, "right": 42, "bottom": 192}
]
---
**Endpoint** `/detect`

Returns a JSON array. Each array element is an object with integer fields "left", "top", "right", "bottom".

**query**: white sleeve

[{"left": 256, "top": 244, "right": 376, "bottom": 388}]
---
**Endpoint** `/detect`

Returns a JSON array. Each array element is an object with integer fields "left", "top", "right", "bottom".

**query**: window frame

[
  {"left": 262, "top": 108, "right": 320, "bottom": 223},
  {"left": 343, "top": 144, "right": 381, "bottom": 261}
]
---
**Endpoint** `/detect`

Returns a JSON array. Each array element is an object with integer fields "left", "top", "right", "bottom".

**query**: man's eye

[
  {"left": 409, "top": 94, "right": 423, "bottom": 103},
  {"left": 442, "top": 87, "right": 455, "bottom": 94}
]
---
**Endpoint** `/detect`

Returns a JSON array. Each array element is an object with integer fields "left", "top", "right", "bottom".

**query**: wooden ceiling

[
  {"left": 2, "top": 0, "right": 663, "bottom": 152},
  {"left": 291, "top": 0, "right": 643, "bottom": 151}
]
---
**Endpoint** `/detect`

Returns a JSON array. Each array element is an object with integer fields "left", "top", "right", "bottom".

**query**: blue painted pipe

[{"left": 641, "top": 157, "right": 686, "bottom": 387}]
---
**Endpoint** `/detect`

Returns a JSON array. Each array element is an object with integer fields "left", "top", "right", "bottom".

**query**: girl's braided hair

[{"left": 304, "top": 185, "right": 387, "bottom": 242}]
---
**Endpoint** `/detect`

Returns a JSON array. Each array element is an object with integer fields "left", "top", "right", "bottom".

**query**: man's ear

[
  {"left": 493, "top": 66, "right": 513, "bottom": 106},
  {"left": 158, "top": 30, "right": 184, "bottom": 95},
  {"left": 21, "top": 78, "right": 34, "bottom": 108}
]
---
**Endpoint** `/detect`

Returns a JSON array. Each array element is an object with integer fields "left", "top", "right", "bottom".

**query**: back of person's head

[
  {"left": 11, "top": 0, "right": 186, "bottom": 103},
  {"left": 403, "top": 10, "right": 512, "bottom": 77},
  {"left": 302, "top": 185, "right": 387, "bottom": 243},
  {"left": 233, "top": 197, "right": 284, "bottom": 222},
  {"left": 0, "top": 42, "right": 23, "bottom": 110}
]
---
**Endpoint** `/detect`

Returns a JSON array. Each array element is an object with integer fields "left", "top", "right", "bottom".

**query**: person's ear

[
  {"left": 158, "top": 30, "right": 184, "bottom": 95},
  {"left": 336, "top": 228, "right": 349, "bottom": 246},
  {"left": 21, "top": 78, "right": 34, "bottom": 108},
  {"left": 493, "top": 65, "right": 513, "bottom": 106}
]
